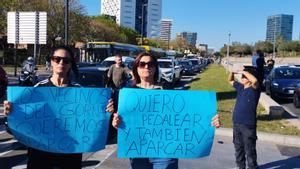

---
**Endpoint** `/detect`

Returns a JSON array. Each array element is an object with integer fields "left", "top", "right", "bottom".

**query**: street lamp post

[
  {"left": 141, "top": 4, "right": 147, "bottom": 45},
  {"left": 226, "top": 31, "right": 231, "bottom": 71},
  {"left": 273, "top": 18, "right": 276, "bottom": 60},
  {"left": 64, "top": 0, "right": 69, "bottom": 45}
]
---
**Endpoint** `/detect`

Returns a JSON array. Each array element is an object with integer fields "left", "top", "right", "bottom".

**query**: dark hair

[
  {"left": 243, "top": 66, "right": 258, "bottom": 78},
  {"left": 48, "top": 45, "right": 79, "bottom": 79},
  {"left": 132, "top": 52, "right": 159, "bottom": 84}
]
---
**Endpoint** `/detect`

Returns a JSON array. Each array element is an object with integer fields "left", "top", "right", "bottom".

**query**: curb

[{"left": 216, "top": 127, "right": 300, "bottom": 147}]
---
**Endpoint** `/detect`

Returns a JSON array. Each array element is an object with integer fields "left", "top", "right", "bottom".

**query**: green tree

[
  {"left": 254, "top": 41, "right": 273, "bottom": 53},
  {"left": 170, "top": 37, "right": 188, "bottom": 52}
]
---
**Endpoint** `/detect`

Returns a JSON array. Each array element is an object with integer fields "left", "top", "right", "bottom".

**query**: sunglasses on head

[
  {"left": 138, "top": 61, "right": 156, "bottom": 68},
  {"left": 51, "top": 56, "right": 71, "bottom": 64}
]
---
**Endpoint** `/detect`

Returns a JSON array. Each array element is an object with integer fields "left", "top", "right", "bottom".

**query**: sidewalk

[{"left": 94, "top": 135, "right": 300, "bottom": 169}]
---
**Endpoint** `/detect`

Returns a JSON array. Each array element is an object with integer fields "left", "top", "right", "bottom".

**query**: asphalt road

[
  {"left": 1, "top": 65, "right": 300, "bottom": 169},
  {"left": 277, "top": 99, "right": 300, "bottom": 117}
]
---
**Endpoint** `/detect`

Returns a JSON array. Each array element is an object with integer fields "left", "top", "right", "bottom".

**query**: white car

[
  {"left": 98, "top": 56, "right": 135, "bottom": 71},
  {"left": 157, "top": 58, "right": 181, "bottom": 84}
]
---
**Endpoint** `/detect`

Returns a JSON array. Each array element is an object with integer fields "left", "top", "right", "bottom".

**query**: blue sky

[{"left": 79, "top": 0, "right": 300, "bottom": 51}]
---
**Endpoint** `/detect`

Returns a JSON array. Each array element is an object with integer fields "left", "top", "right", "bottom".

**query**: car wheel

[
  {"left": 270, "top": 90, "right": 277, "bottom": 101},
  {"left": 293, "top": 94, "right": 300, "bottom": 108},
  {"left": 265, "top": 85, "right": 270, "bottom": 95}
]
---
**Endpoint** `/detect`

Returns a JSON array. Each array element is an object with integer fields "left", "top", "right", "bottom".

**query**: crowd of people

[{"left": 1, "top": 45, "right": 273, "bottom": 169}]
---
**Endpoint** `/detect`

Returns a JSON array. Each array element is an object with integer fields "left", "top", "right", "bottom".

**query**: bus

[
  {"left": 140, "top": 45, "right": 166, "bottom": 58},
  {"left": 82, "top": 42, "right": 145, "bottom": 62}
]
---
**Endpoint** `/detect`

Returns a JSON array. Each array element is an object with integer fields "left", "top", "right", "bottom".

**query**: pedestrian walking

[
  {"left": 228, "top": 69, "right": 260, "bottom": 169},
  {"left": 3, "top": 45, "right": 114, "bottom": 169},
  {"left": 107, "top": 54, "right": 132, "bottom": 90},
  {"left": 106, "top": 54, "right": 132, "bottom": 140},
  {"left": 112, "top": 52, "right": 221, "bottom": 169}
]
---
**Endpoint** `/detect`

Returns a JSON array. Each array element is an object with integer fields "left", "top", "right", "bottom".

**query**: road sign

[{"left": 7, "top": 12, "right": 47, "bottom": 45}]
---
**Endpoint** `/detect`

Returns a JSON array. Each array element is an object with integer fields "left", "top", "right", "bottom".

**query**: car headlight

[
  {"left": 163, "top": 71, "right": 172, "bottom": 76},
  {"left": 272, "top": 82, "right": 279, "bottom": 88}
]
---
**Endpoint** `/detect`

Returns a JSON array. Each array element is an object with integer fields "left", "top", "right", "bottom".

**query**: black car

[
  {"left": 265, "top": 66, "right": 300, "bottom": 100},
  {"left": 179, "top": 60, "right": 194, "bottom": 75},
  {"left": 76, "top": 66, "right": 108, "bottom": 87},
  {"left": 293, "top": 82, "right": 300, "bottom": 108}
]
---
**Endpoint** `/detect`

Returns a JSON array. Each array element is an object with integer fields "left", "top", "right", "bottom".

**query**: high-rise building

[
  {"left": 266, "top": 14, "right": 293, "bottom": 42},
  {"left": 101, "top": 0, "right": 162, "bottom": 38},
  {"left": 178, "top": 32, "right": 197, "bottom": 46},
  {"left": 160, "top": 19, "right": 172, "bottom": 42}
]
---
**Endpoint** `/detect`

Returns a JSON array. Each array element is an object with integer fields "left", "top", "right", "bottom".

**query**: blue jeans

[{"left": 130, "top": 158, "right": 178, "bottom": 169}]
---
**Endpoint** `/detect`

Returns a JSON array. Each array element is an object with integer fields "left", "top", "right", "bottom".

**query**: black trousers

[
  {"left": 233, "top": 123, "right": 258, "bottom": 169},
  {"left": 27, "top": 148, "right": 82, "bottom": 169}
]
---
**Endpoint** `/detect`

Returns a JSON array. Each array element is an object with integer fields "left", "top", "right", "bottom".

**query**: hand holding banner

[
  {"left": 7, "top": 87, "right": 111, "bottom": 153},
  {"left": 117, "top": 88, "right": 217, "bottom": 158}
]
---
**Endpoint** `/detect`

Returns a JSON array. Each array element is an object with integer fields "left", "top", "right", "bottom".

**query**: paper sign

[
  {"left": 7, "top": 87, "right": 111, "bottom": 153},
  {"left": 117, "top": 88, "right": 217, "bottom": 158}
]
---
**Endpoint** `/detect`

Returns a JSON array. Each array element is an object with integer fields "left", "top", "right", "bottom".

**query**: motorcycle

[{"left": 18, "top": 68, "right": 38, "bottom": 86}]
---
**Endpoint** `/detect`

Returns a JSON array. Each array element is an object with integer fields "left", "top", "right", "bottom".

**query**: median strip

[{"left": 189, "top": 64, "right": 300, "bottom": 136}]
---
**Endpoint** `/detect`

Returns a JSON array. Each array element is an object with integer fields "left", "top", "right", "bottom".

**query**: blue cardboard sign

[
  {"left": 117, "top": 88, "right": 217, "bottom": 158},
  {"left": 7, "top": 87, "right": 111, "bottom": 153}
]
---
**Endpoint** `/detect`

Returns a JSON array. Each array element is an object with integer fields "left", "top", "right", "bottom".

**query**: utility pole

[{"left": 64, "top": 0, "right": 69, "bottom": 45}]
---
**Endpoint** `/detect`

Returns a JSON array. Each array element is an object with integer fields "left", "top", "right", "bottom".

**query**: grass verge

[{"left": 189, "top": 64, "right": 300, "bottom": 136}]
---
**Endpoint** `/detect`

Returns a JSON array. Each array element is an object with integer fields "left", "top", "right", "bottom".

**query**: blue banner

[
  {"left": 7, "top": 87, "right": 111, "bottom": 153},
  {"left": 117, "top": 88, "right": 217, "bottom": 158}
]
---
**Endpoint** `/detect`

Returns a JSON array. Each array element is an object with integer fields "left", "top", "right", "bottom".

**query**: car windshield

[
  {"left": 275, "top": 68, "right": 300, "bottom": 79},
  {"left": 99, "top": 61, "right": 115, "bottom": 67},
  {"left": 179, "top": 61, "right": 189, "bottom": 66},
  {"left": 190, "top": 60, "right": 199, "bottom": 65},
  {"left": 158, "top": 61, "right": 172, "bottom": 68},
  {"left": 77, "top": 72, "right": 105, "bottom": 87}
]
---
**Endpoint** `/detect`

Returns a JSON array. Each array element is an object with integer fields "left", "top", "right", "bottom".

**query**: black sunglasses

[
  {"left": 51, "top": 56, "right": 71, "bottom": 64},
  {"left": 138, "top": 61, "right": 156, "bottom": 68}
]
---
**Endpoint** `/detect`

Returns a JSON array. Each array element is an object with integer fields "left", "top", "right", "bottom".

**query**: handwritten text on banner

[{"left": 7, "top": 87, "right": 111, "bottom": 153}]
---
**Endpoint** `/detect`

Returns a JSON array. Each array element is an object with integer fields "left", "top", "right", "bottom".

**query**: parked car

[
  {"left": 188, "top": 58, "right": 201, "bottom": 73},
  {"left": 158, "top": 58, "right": 181, "bottom": 87},
  {"left": 179, "top": 60, "right": 194, "bottom": 75},
  {"left": 77, "top": 62, "right": 97, "bottom": 68},
  {"left": 0, "top": 66, "right": 8, "bottom": 98},
  {"left": 293, "top": 82, "right": 300, "bottom": 108},
  {"left": 265, "top": 66, "right": 300, "bottom": 100}
]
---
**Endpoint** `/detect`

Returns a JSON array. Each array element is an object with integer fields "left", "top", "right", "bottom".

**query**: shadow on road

[
  {"left": 82, "top": 160, "right": 100, "bottom": 168},
  {"left": 0, "top": 146, "right": 27, "bottom": 169},
  {"left": 259, "top": 156, "right": 300, "bottom": 169}
]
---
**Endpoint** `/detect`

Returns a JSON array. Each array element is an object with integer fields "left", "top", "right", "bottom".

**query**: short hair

[{"left": 132, "top": 52, "right": 159, "bottom": 84}]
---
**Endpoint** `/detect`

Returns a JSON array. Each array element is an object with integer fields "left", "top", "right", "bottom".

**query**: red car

[{"left": 0, "top": 66, "right": 8, "bottom": 98}]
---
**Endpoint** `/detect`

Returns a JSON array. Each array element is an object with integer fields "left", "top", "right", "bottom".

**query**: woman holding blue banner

[
  {"left": 3, "top": 45, "right": 115, "bottom": 169},
  {"left": 112, "top": 52, "right": 221, "bottom": 169}
]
